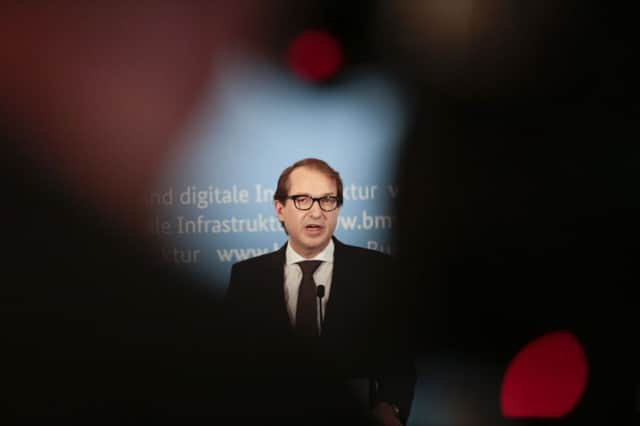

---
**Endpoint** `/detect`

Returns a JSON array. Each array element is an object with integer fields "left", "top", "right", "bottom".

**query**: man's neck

[
  {"left": 287, "top": 238, "right": 333, "bottom": 261},
  {"left": 290, "top": 244, "right": 325, "bottom": 260}
]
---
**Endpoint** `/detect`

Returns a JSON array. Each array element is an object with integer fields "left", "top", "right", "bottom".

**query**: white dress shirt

[{"left": 284, "top": 239, "right": 334, "bottom": 332}]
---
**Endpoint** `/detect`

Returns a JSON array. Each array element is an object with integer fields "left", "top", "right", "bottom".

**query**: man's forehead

[{"left": 288, "top": 166, "right": 337, "bottom": 193}]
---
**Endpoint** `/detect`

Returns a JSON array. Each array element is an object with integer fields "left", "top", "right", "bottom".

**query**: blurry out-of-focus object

[
  {"left": 1, "top": 2, "right": 281, "bottom": 424},
  {"left": 0, "top": 1, "right": 267, "bottom": 233},
  {"left": 376, "top": 0, "right": 624, "bottom": 98},
  {"left": 287, "top": 29, "right": 344, "bottom": 82},
  {"left": 501, "top": 331, "right": 588, "bottom": 419},
  {"left": 393, "top": 0, "right": 478, "bottom": 50},
  {"left": 390, "top": 1, "right": 636, "bottom": 425}
]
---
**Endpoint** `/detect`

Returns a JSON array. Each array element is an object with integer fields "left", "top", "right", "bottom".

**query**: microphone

[{"left": 316, "top": 285, "right": 325, "bottom": 334}]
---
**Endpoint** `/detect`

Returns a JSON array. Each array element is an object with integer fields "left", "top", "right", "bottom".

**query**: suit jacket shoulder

[
  {"left": 334, "top": 239, "right": 394, "bottom": 265},
  {"left": 332, "top": 239, "right": 399, "bottom": 294},
  {"left": 227, "top": 245, "right": 284, "bottom": 291}
]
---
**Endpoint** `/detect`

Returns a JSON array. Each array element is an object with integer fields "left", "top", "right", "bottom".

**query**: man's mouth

[
  {"left": 305, "top": 224, "right": 324, "bottom": 231},
  {"left": 304, "top": 223, "right": 324, "bottom": 235}
]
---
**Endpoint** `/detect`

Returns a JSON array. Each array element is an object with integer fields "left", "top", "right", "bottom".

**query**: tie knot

[{"left": 297, "top": 260, "right": 322, "bottom": 277}]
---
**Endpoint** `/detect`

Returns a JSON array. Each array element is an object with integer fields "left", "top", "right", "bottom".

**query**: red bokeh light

[
  {"left": 501, "top": 330, "right": 588, "bottom": 419},
  {"left": 287, "top": 29, "right": 343, "bottom": 82}
]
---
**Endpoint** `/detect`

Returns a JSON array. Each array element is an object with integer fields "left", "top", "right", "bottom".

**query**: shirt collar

[{"left": 285, "top": 238, "right": 334, "bottom": 265}]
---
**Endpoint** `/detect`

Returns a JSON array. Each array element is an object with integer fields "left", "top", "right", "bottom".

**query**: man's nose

[{"left": 308, "top": 200, "right": 323, "bottom": 216}]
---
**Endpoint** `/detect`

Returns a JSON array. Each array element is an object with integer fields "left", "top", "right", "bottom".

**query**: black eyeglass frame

[{"left": 284, "top": 194, "right": 341, "bottom": 212}]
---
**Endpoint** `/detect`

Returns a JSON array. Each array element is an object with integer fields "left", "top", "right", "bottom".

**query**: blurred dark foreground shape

[
  {"left": 0, "top": 3, "right": 253, "bottom": 424},
  {"left": 389, "top": 1, "right": 637, "bottom": 424}
]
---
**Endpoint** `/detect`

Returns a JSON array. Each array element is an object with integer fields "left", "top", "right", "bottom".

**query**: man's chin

[{"left": 299, "top": 236, "right": 330, "bottom": 255}]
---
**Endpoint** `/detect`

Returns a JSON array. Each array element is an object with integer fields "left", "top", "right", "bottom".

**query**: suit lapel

[
  {"left": 322, "top": 238, "right": 351, "bottom": 339},
  {"left": 263, "top": 243, "right": 293, "bottom": 336}
]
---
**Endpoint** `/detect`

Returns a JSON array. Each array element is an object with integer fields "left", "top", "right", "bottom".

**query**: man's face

[{"left": 275, "top": 166, "right": 340, "bottom": 259}]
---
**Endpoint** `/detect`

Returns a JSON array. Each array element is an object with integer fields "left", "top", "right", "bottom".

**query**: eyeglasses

[{"left": 285, "top": 194, "right": 340, "bottom": 212}]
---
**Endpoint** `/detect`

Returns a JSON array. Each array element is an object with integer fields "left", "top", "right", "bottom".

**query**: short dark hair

[{"left": 274, "top": 158, "right": 344, "bottom": 206}]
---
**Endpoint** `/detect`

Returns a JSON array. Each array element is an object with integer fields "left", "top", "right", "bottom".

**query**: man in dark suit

[{"left": 224, "top": 158, "right": 416, "bottom": 425}]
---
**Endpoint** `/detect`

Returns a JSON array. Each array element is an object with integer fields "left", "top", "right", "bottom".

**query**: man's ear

[{"left": 275, "top": 200, "right": 285, "bottom": 221}]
